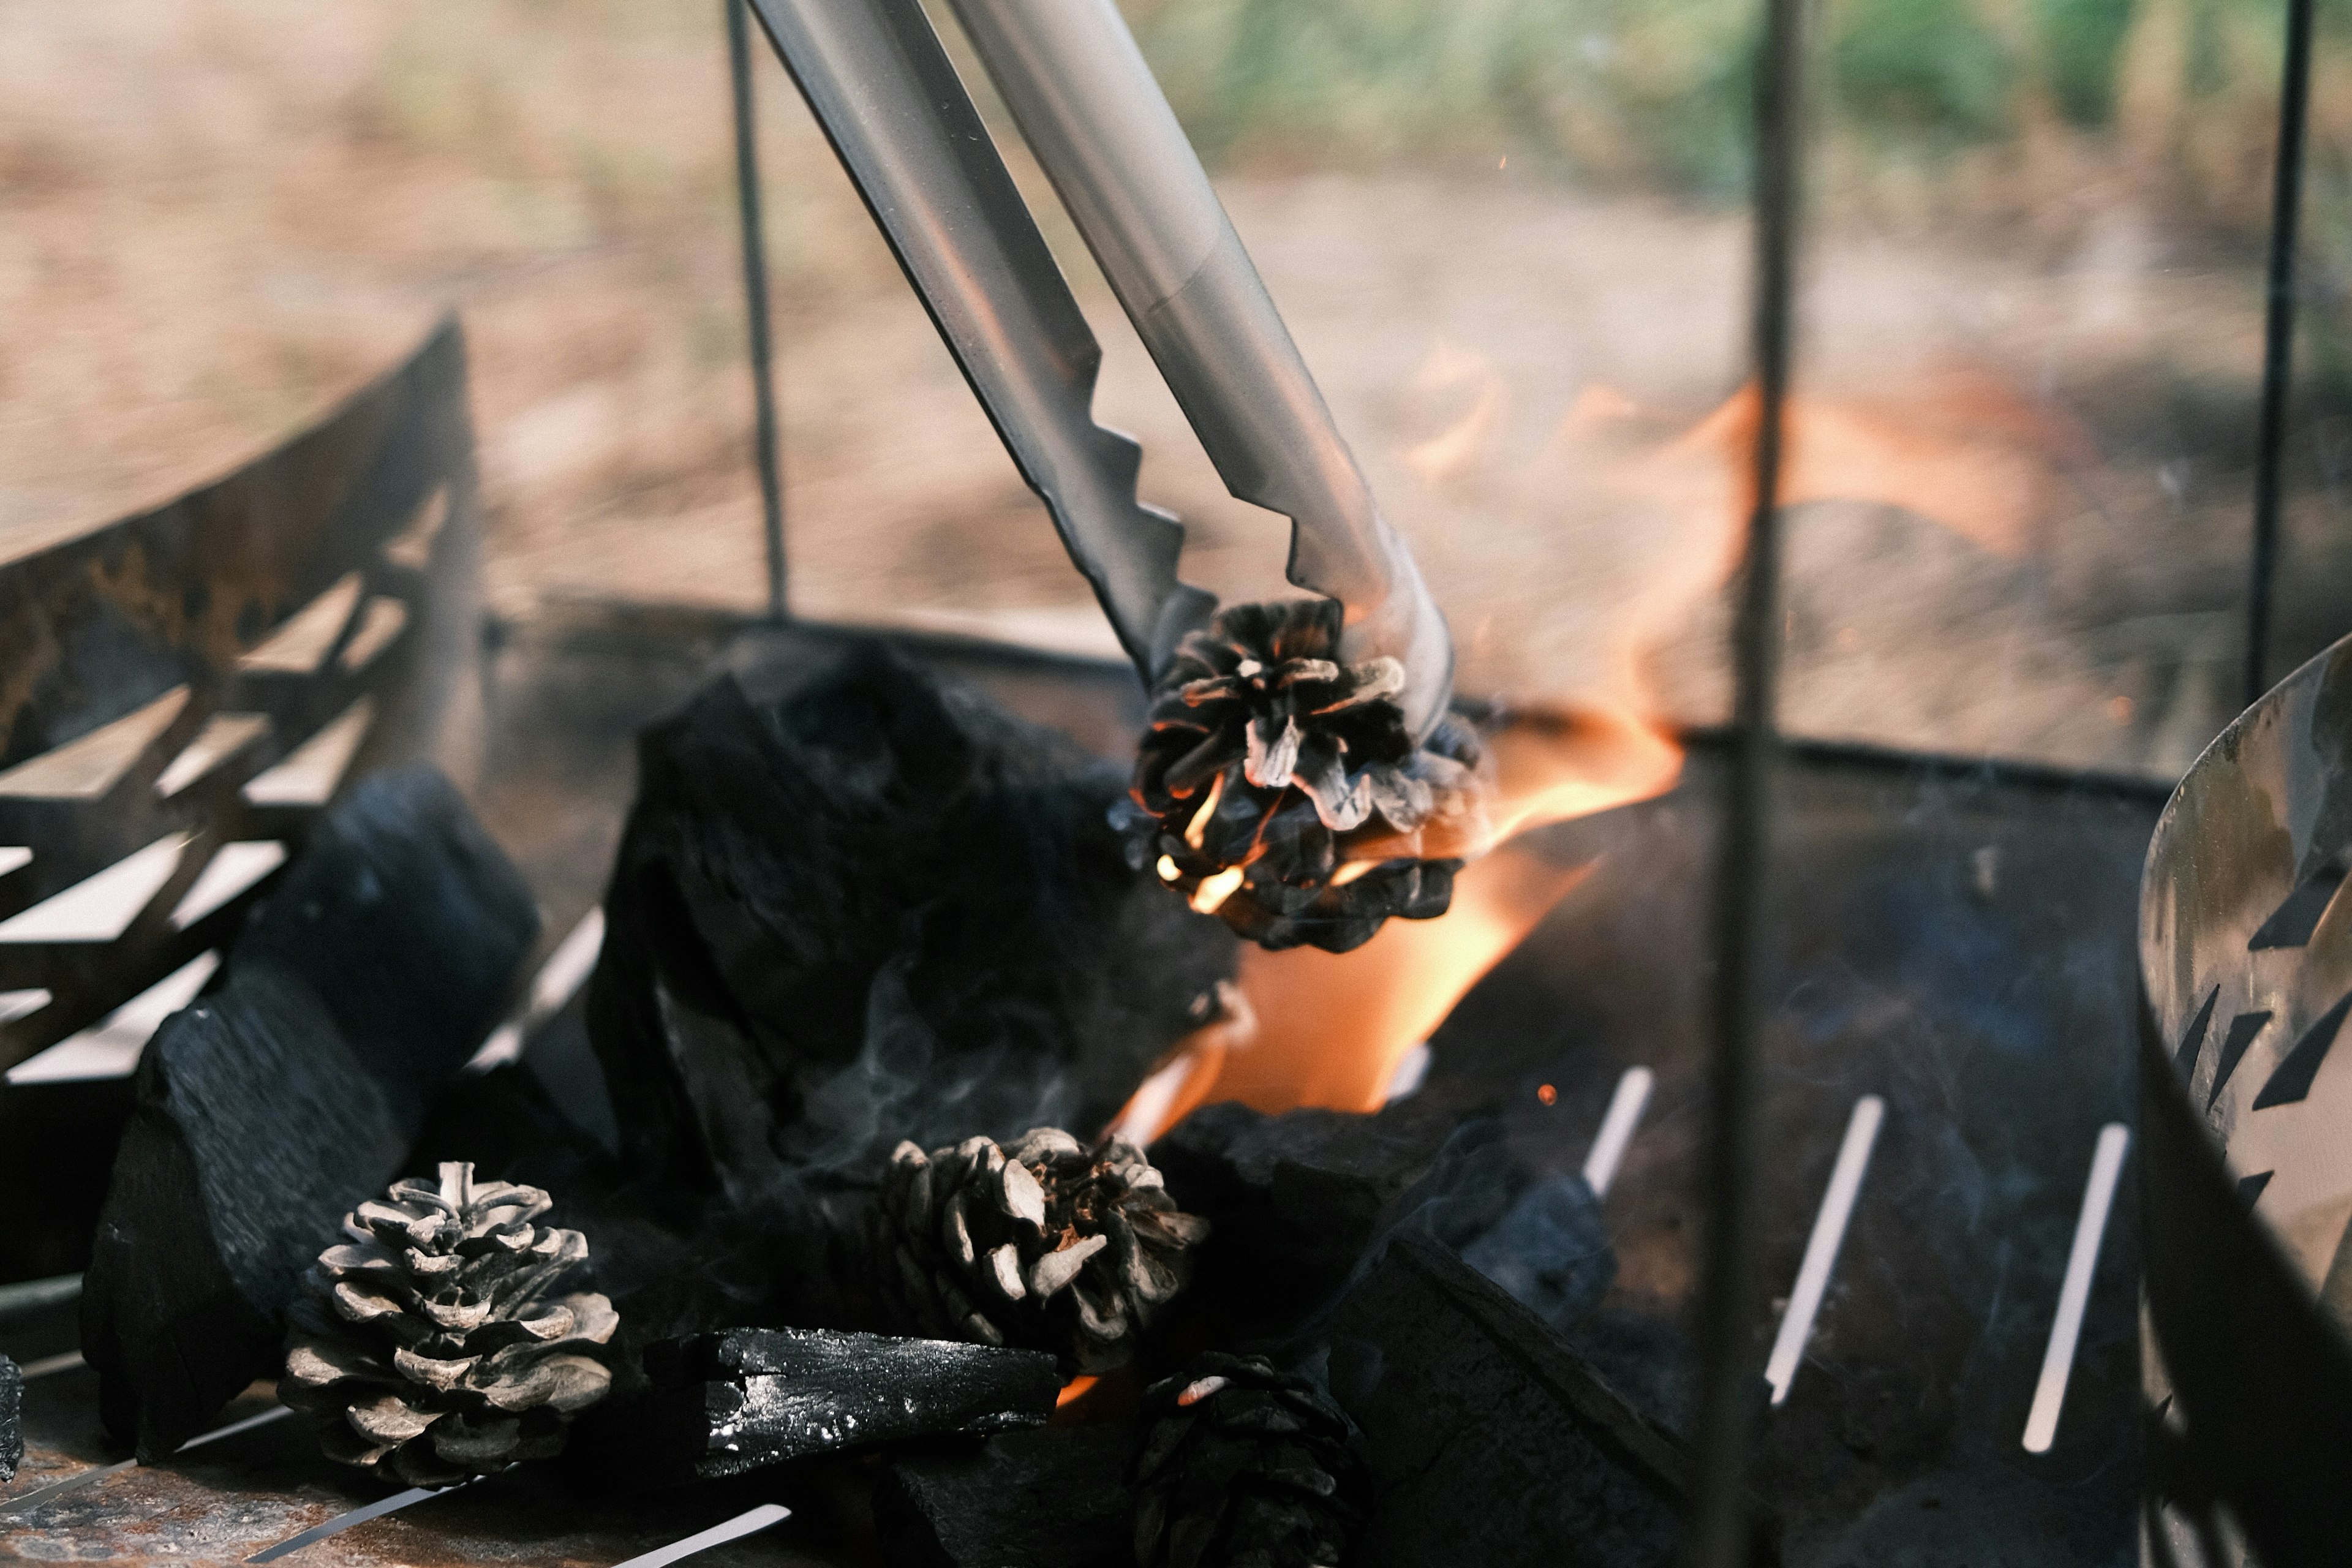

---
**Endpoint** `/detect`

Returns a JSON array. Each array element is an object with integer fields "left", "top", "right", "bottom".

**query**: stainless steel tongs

[{"left": 742, "top": 0, "right": 1454, "bottom": 738}]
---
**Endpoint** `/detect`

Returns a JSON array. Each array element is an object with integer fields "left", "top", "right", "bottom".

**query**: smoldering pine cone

[
  {"left": 279, "top": 1163, "right": 617, "bottom": 1488},
  {"left": 1133, "top": 1352, "right": 1370, "bottom": 1568},
  {"left": 1124, "top": 597, "right": 1491, "bottom": 954},
  {"left": 870, "top": 1128, "right": 1208, "bottom": 1374}
]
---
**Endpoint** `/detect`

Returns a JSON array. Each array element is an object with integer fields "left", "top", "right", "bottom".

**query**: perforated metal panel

[{"left": 0, "top": 318, "right": 478, "bottom": 1278}]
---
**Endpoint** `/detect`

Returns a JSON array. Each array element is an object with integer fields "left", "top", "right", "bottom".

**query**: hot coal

[
  {"left": 585, "top": 1327, "right": 1061, "bottom": 1485},
  {"left": 1150, "top": 1099, "right": 1613, "bottom": 1346},
  {"left": 876, "top": 1423, "right": 1135, "bottom": 1568},
  {"left": 0, "top": 1353, "right": 20, "bottom": 1483},
  {"left": 1328, "top": 1231, "right": 1773, "bottom": 1568},
  {"left": 80, "top": 766, "right": 539, "bottom": 1459},
  {"left": 584, "top": 646, "right": 1235, "bottom": 1295}
]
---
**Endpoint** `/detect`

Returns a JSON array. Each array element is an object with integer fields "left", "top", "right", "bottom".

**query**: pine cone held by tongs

[{"left": 1125, "top": 598, "right": 1490, "bottom": 953}]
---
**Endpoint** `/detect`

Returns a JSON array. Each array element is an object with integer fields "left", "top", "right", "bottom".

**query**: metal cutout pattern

[
  {"left": 2140, "top": 632, "right": 2352, "bottom": 1564},
  {"left": 0, "top": 318, "right": 478, "bottom": 1080}
]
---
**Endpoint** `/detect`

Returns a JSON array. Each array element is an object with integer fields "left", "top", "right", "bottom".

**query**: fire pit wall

[
  {"left": 0, "top": 318, "right": 482, "bottom": 1282},
  {"left": 2140, "top": 633, "right": 2352, "bottom": 1564}
]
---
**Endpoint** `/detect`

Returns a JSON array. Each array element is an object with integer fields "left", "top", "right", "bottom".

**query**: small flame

[{"left": 1057, "top": 1376, "right": 1099, "bottom": 1408}]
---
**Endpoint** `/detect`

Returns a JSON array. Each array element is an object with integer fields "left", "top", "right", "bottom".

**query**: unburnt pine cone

[
  {"left": 1133, "top": 1352, "right": 1370, "bottom": 1568},
  {"left": 1125, "top": 598, "right": 1491, "bottom": 954},
  {"left": 870, "top": 1128, "right": 1208, "bottom": 1374},
  {"left": 280, "top": 1163, "right": 617, "bottom": 1488}
]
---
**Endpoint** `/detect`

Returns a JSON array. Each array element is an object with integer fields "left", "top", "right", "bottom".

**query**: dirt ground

[{"left": 2, "top": 0, "right": 2332, "bottom": 780}]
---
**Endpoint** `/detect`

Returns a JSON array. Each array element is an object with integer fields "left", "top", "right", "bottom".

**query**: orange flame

[{"left": 1111, "top": 706, "right": 1681, "bottom": 1140}]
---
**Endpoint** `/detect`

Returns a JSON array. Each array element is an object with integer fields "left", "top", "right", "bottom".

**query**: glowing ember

[{"left": 1057, "top": 1375, "right": 1099, "bottom": 1409}]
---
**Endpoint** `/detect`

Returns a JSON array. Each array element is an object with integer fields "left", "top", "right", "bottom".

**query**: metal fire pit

[
  {"left": 2139, "top": 631, "right": 2352, "bottom": 1567},
  {"left": 2, "top": 603, "right": 2163, "bottom": 1564},
  {"left": 0, "top": 317, "right": 480, "bottom": 1283}
]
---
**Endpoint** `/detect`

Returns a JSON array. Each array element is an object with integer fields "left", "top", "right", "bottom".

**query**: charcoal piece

[
  {"left": 1329, "top": 1231, "right": 1775, "bottom": 1568},
  {"left": 0, "top": 1353, "right": 20, "bottom": 1483},
  {"left": 876, "top": 1422, "right": 1135, "bottom": 1568},
  {"left": 586, "top": 645, "right": 1234, "bottom": 1210},
  {"left": 1132, "top": 1352, "right": 1369, "bottom": 1568},
  {"left": 1150, "top": 1098, "right": 1458, "bottom": 1337},
  {"left": 236, "top": 764, "right": 543, "bottom": 1126},
  {"left": 1153, "top": 1099, "right": 1607, "bottom": 1345},
  {"left": 1458, "top": 1172, "right": 1616, "bottom": 1332},
  {"left": 81, "top": 766, "right": 540, "bottom": 1460},
  {"left": 600, "top": 1327, "right": 1061, "bottom": 1485}
]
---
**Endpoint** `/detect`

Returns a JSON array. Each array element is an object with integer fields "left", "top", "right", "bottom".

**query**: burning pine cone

[
  {"left": 1124, "top": 598, "right": 1490, "bottom": 953},
  {"left": 279, "top": 1163, "right": 616, "bottom": 1488},
  {"left": 870, "top": 1128, "right": 1207, "bottom": 1373},
  {"left": 1133, "top": 1352, "right": 1370, "bottom": 1568}
]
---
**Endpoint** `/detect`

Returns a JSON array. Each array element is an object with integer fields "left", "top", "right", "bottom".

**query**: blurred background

[{"left": 5, "top": 0, "right": 2351, "bottom": 778}]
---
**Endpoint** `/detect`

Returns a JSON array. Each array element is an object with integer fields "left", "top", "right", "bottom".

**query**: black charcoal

[
  {"left": 586, "top": 646, "right": 1235, "bottom": 1216},
  {"left": 595, "top": 1327, "right": 1061, "bottom": 1485},
  {"left": 80, "top": 766, "right": 539, "bottom": 1460},
  {"left": 1329, "top": 1231, "right": 1773, "bottom": 1568},
  {"left": 0, "top": 1352, "right": 20, "bottom": 1482},
  {"left": 1152, "top": 1100, "right": 1611, "bottom": 1345},
  {"left": 876, "top": 1423, "right": 1134, "bottom": 1568}
]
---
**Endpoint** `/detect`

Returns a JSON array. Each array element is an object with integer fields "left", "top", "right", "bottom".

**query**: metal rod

[
  {"left": 1686, "top": 0, "right": 1807, "bottom": 1556},
  {"left": 728, "top": 0, "right": 788, "bottom": 623},
  {"left": 2245, "top": 0, "right": 2315, "bottom": 706}
]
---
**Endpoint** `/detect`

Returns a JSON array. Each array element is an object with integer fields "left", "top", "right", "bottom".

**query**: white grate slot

[
  {"left": 1765, "top": 1095, "right": 1887, "bottom": 1406},
  {"left": 0, "top": 687, "right": 189, "bottom": 801},
  {"left": 0, "top": 847, "right": 29, "bottom": 877},
  {"left": 6, "top": 949, "right": 221, "bottom": 1084},
  {"left": 337, "top": 597, "right": 409, "bottom": 672},
  {"left": 243, "top": 698, "right": 374, "bottom": 807},
  {"left": 382, "top": 484, "right": 450, "bottom": 570},
  {"left": 170, "top": 842, "right": 288, "bottom": 930},
  {"left": 2021, "top": 1123, "right": 2132, "bottom": 1453},
  {"left": 154, "top": 713, "right": 273, "bottom": 797},
  {"left": 0, "top": 988, "right": 51, "bottom": 1025},
  {"left": 0, "top": 833, "right": 190, "bottom": 944},
  {"left": 611, "top": 1505, "right": 794, "bottom": 1568},
  {"left": 237, "top": 573, "right": 363, "bottom": 674},
  {"left": 1582, "top": 1066, "right": 1656, "bottom": 1198}
]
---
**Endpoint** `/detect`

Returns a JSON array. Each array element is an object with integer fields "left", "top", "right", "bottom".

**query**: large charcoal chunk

[
  {"left": 81, "top": 766, "right": 539, "bottom": 1460},
  {"left": 237, "top": 764, "right": 541, "bottom": 1124},
  {"left": 586, "top": 646, "right": 1234, "bottom": 1211},
  {"left": 1155, "top": 1099, "right": 1613, "bottom": 1344},
  {"left": 1330, "top": 1232, "right": 1762, "bottom": 1568},
  {"left": 877, "top": 1423, "right": 1134, "bottom": 1568},
  {"left": 0, "top": 1354, "right": 20, "bottom": 1482},
  {"left": 606, "top": 1328, "right": 1061, "bottom": 1485}
]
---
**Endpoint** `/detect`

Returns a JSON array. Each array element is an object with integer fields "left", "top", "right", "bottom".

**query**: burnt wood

[
  {"left": 79, "top": 766, "right": 538, "bottom": 1459},
  {"left": 598, "top": 1327, "right": 1061, "bottom": 1485},
  {"left": 1330, "top": 1231, "right": 1775, "bottom": 1568},
  {"left": 876, "top": 1423, "right": 1135, "bottom": 1568}
]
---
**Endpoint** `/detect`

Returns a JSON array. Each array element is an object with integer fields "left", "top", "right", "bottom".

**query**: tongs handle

[{"left": 943, "top": 0, "right": 1454, "bottom": 737}]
